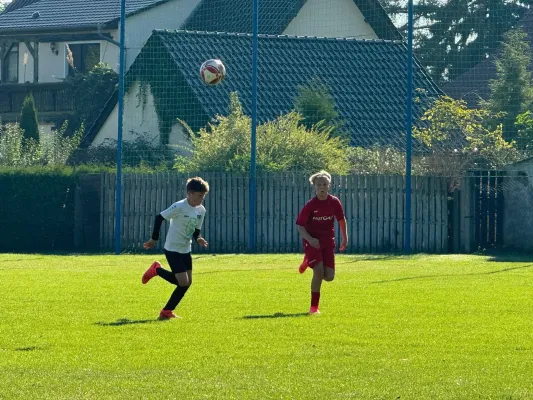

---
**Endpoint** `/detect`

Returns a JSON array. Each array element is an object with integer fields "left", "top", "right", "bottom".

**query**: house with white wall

[
  {"left": 0, "top": 0, "right": 200, "bottom": 133},
  {"left": 0, "top": 0, "right": 405, "bottom": 146},
  {"left": 86, "top": 0, "right": 405, "bottom": 149},
  {"left": 88, "top": 29, "right": 442, "bottom": 153}
]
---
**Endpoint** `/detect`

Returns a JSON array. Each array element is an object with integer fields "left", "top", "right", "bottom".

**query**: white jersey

[{"left": 160, "top": 198, "right": 206, "bottom": 253}]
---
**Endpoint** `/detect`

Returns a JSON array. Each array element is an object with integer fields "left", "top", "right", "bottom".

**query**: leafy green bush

[
  {"left": 413, "top": 95, "right": 522, "bottom": 174},
  {"left": 0, "top": 170, "right": 77, "bottom": 252},
  {"left": 0, "top": 123, "right": 82, "bottom": 167},
  {"left": 175, "top": 92, "right": 350, "bottom": 174},
  {"left": 60, "top": 62, "right": 118, "bottom": 136},
  {"left": 73, "top": 133, "right": 176, "bottom": 170}
]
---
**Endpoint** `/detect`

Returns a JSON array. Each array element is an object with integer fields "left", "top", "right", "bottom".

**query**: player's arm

[
  {"left": 338, "top": 217, "right": 348, "bottom": 251},
  {"left": 297, "top": 225, "right": 320, "bottom": 248},
  {"left": 143, "top": 214, "right": 165, "bottom": 249},
  {"left": 335, "top": 198, "right": 348, "bottom": 251},
  {"left": 193, "top": 228, "right": 208, "bottom": 248},
  {"left": 296, "top": 203, "right": 320, "bottom": 248}
]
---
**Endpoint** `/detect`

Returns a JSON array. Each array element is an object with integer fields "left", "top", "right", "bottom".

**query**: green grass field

[{"left": 1, "top": 253, "right": 533, "bottom": 399}]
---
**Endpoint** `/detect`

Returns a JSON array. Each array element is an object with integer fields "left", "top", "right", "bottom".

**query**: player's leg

[
  {"left": 309, "top": 262, "right": 324, "bottom": 314},
  {"left": 323, "top": 266, "right": 335, "bottom": 282},
  {"left": 154, "top": 263, "right": 179, "bottom": 285},
  {"left": 323, "top": 247, "right": 336, "bottom": 282},
  {"left": 159, "top": 252, "right": 191, "bottom": 320}
]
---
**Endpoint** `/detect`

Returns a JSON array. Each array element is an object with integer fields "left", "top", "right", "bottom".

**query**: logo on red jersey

[{"left": 312, "top": 215, "right": 333, "bottom": 221}]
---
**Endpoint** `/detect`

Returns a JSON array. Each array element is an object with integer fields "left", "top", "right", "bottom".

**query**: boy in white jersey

[{"left": 142, "top": 177, "right": 209, "bottom": 320}]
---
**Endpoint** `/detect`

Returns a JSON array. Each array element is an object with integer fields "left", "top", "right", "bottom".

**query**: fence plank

[
  {"left": 97, "top": 173, "right": 473, "bottom": 254},
  {"left": 432, "top": 177, "right": 439, "bottom": 253},
  {"left": 422, "top": 177, "right": 430, "bottom": 252},
  {"left": 389, "top": 175, "right": 397, "bottom": 251}
]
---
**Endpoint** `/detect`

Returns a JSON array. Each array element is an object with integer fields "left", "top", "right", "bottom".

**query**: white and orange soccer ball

[{"left": 199, "top": 59, "right": 226, "bottom": 85}]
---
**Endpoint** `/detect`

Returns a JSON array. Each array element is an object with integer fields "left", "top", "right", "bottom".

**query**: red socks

[{"left": 311, "top": 291, "right": 321, "bottom": 308}]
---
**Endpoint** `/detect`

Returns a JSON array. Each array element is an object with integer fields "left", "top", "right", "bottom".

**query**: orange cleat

[
  {"left": 158, "top": 309, "right": 178, "bottom": 320},
  {"left": 299, "top": 258, "right": 308, "bottom": 274},
  {"left": 142, "top": 261, "right": 161, "bottom": 284}
]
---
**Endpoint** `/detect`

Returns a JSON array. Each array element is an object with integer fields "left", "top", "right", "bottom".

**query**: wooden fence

[{"left": 101, "top": 172, "right": 452, "bottom": 253}]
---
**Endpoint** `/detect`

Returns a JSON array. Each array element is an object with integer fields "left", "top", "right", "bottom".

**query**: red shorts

[{"left": 301, "top": 240, "right": 335, "bottom": 269}]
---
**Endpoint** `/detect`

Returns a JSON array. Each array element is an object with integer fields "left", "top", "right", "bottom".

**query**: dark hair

[{"left": 186, "top": 176, "right": 209, "bottom": 193}]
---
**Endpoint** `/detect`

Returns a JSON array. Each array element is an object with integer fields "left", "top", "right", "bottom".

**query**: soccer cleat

[
  {"left": 308, "top": 306, "right": 320, "bottom": 315},
  {"left": 299, "top": 258, "right": 308, "bottom": 274},
  {"left": 142, "top": 261, "right": 161, "bottom": 284},
  {"left": 158, "top": 309, "right": 178, "bottom": 320}
]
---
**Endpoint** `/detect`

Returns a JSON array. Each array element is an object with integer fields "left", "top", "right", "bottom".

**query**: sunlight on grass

[{"left": 0, "top": 253, "right": 532, "bottom": 399}]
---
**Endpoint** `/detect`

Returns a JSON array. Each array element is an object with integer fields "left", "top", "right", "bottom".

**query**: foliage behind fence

[{"left": 0, "top": 171, "right": 77, "bottom": 252}]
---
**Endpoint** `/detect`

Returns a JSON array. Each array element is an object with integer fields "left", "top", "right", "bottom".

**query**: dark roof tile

[
  {"left": 124, "top": 30, "right": 440, "bottom": 148},
  {"left": 0, "top": 0, "right": 170, "bottom": 32}
]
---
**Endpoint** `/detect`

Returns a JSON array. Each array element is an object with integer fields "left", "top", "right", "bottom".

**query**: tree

[
  {"left": 381, "top": 0, "right": 533, "bottom": 84},
  {"left": 19, "top": 93, "right": 40, "bottom": 141},
  {"left": 514, "top": 111, "right": 533, "bottom": 151},
  {"left": 293, "top": 78, "right": 345, "bottom": 138},
  {"left": 175, "top": 92, "right": 350, "bottom": 174},
  {"left": 481, "top": 29, "right": 533, "bottom": 142},
  {"left": 413, "top": 96, "right": 520, "bottom": 175}
]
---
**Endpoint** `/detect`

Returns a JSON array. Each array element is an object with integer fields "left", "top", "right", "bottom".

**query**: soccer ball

[{"left": 200, "top": 59, "right": 226, "bottom": 85}]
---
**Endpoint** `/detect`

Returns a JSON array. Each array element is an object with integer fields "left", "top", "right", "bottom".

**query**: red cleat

[
  {"left": 308, "top": 306, "right": 320, "bottom": 315},
  {"left": 158, "top": 309, "right": 178, "bottom": 320},
  {"left": 142, "top": 261, "right": 161, "bottom": 284},
  {"left": 299, "top": 258, "right": 308, "bottom": 274}
]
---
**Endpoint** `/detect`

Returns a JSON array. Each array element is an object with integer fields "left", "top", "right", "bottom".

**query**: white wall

[
  {"left": 39, "top": 41, "right": 66, "bottom": 82},
  {"left": 283, "top": 0, "right": 378, "bottom": 39},
  {"left": 91, "top": 81, "right": 191, "bottom": 153},
  {"left": 124, "top": 0, "right": 202, "bottom": 68},
  {"left": 101, "top": 31, "right": 120, "bottom": 72}
]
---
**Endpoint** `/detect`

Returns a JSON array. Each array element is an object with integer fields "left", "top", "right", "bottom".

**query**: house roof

[
  {"left": 0, "top": 0, "right": 171, "bottom": 33},
  {"left": 183, "top": 0, "right": 402, "bottom": 40},
  {"left": 0, "top": 0, "right": 402, "bottom": 40},
  {"left": 442, "top": 8, "right": 533, "bottom": 107},
  {"left": 87, "top": 30, "right": 441, "bottom": 148}
]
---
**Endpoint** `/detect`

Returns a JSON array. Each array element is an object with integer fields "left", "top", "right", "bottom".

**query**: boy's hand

[
  {"left": 339, "top": 239, "right": 347, "bottom": 252},
  {"left": 308, "top": 237, "right": 320, "bottom": 249},
  {"left": 197, "top": 237, "right": 208, "bottom": 248},
  {"left": 143, "top": 239, "right": 157, "bottom": 249}
]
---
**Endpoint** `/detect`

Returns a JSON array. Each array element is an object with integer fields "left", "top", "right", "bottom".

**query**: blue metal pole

[
  {"left": 114, "top": 0, "right": 126, "bottom": 255},
  {"left": 249, "top": 0, "right": 259, "bottom": 252},
  {"left": 405, "top": 0, "right": 414, "bottom": 253}
]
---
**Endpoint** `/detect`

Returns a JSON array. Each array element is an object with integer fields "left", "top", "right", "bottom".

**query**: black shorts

[{"left": 164, "top": 250, "right": 192, "bottom": 274}]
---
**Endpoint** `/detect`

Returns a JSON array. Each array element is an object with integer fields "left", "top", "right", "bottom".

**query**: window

[
  {"left": 67, "top": 43, "right": 100, "bottom": 75},
  {"left": 2, "top": 44, "right": 19, "bottom": 83}
]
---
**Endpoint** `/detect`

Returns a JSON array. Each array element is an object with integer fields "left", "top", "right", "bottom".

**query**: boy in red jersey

[{"left": 296, "top": 170, "right": 348, "bottom": 315}]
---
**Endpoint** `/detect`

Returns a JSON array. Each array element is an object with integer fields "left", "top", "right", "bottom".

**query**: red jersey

[{"left": 296, "top": 195, "right": 345, "bottom": 244}]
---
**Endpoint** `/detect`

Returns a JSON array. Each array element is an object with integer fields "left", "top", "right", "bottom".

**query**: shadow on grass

[
  {"left": 484, "top": 251, "right": 533, "bottom": 263},
  {"left": 371, "top": 263, "right": 533, "bottom": 284},
  {"left": 95, "top": 318, "right": 158, "bottom": 326},
  {"left": 15, "top": 346, "right": 43, "bottom": 352},
  {"left": 0, "top": 257, "right": 45, "bottom": 264},
  {"left": 240, "top": 312, "right": 309, "bottom": 320},
  {"left": 337, "top": 255, "right": 406, "bottom": 265}
]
